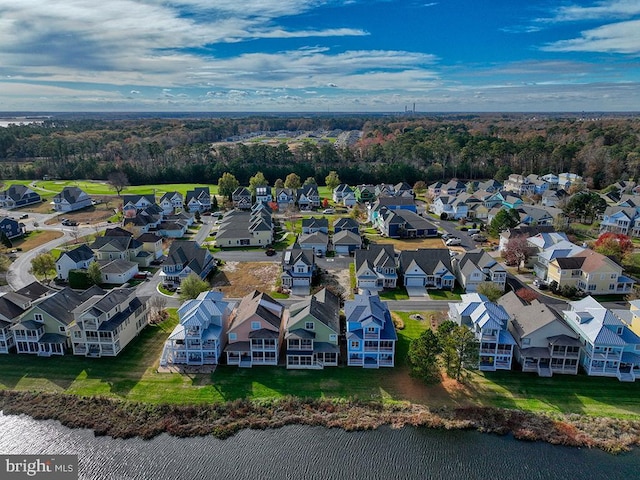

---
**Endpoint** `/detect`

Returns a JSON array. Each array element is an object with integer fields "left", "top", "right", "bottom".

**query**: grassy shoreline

[
  {"left": 1, "top": 312, "right": 640, "bottom": 452},
  {"left": 1, "top": 390, "right": 639, "bottom": 453}
]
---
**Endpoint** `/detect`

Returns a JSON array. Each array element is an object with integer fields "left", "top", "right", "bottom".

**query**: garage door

[{"left": 405, "top": 277, "right": 424, "bottom": 287}]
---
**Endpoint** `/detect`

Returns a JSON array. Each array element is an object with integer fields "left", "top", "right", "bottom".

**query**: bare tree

[
  {"left": 148, "top": 295, "right": 168, "bottom": 324},
  {"left": 107, "top": 171, "right": 129, "bottom": 197}
]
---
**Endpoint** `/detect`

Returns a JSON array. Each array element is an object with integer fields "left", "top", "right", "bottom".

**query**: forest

[{"left": 0, "top": 113, "right": 639, "bottom": 189}]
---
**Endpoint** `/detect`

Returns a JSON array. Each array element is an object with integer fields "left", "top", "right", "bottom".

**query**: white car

[
  {"left": 322, "top": 208, "right": 335, "bottom": 214},
  {"left": 445, "top": 237, "right": 462, "bottom": 246}
]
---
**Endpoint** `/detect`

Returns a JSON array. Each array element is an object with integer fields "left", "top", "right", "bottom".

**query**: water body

[{"left": 1, "top": 412, "right": 639, "bottom": 479}]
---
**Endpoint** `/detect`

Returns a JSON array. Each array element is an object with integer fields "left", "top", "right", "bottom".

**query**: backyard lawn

[{"left": 1, "top": 312, "right": 640, "bottom": 418}]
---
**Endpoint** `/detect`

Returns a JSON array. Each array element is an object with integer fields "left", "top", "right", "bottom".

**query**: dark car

[{"left": 265, "top": 248, "right": 277, "bottom": 256}]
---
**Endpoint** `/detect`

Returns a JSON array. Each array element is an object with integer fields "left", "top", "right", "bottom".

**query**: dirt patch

[
  {"left": 211, "top": 261, "right": 280, "bottom": 298},
  {"left": 44, "top": 196, "right": 118, "bottom": 225},
  {"left": 9, "top": 230, "right": 64, "bottom": 252},
  {"left": 386, "top": 368, "right": 476, "bottom": 407},
  {"left": 371, "top": 237, "right": 446, "bottom": 250}
]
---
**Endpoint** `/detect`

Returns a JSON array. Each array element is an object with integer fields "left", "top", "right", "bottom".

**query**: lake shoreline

[{"left": 1, "top": 390, "right": 639, "bottom": 454}]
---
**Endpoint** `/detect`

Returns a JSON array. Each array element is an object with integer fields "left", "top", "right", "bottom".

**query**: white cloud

[
  {"left": 543, "top": 19, "right": 640, "bottom": 53},
  {"left": 547, "top": 0, "right": 640, "bottom": 22}
]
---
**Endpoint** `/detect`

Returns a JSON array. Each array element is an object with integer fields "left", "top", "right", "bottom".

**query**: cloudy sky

[{"left": 1, "top": 0, "right": 640, "bottom": 112}]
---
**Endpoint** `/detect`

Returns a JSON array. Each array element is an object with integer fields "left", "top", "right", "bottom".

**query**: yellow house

[
  {"left": 548, "top": 249, "right": 634, "bottom": 296},
  {"left": 628, "top": 301, "right": 640, "bottom": 336}
]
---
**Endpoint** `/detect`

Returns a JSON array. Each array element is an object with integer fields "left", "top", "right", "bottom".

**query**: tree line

[{"left": 1, "top": 114, "right": 640, "bottom": 189}]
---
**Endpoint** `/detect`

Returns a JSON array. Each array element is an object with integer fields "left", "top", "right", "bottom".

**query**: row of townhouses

[
  {"left": 0, "top": 283, "right": 149, "bottom": 358},
  {"left": 449, "top": 291, "right": 640, "bottom": 381},
  {"left": 160, "top": 289, "right": 396, "bottom": 370}
]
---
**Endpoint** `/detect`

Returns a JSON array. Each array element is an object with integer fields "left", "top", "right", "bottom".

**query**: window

[
  {"left": 34, "top": 313, "right": 43, "bottom": 322},
  {"left": 588, "top": 284, "right": 596, "bottom": 291},
  {"left": 59, "top": 326, "right": 65, "bottom": 334},
  {"left": 329, "top": 334, "right": 337, "bottom": 342},
  {"left": 350, "top": 341, "right": 359, "bottom": 349},
  {"left": 229, "top": 333, "right": 237, "bottom": 341},
  {"left": 522, "top": 338, "right": 530, "bottom": 346},
  {"left": 251, "top": 321, "right": 260, "bottom": 330},
  {"left": 305, "top": 321, "right": 314, "bottom": 330},
  {"left": 366, "top": 326, "right": 376, "bottom": 333}
]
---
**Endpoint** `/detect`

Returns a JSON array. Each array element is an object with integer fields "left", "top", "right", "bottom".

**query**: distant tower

[{"left": 413, "top": 103, "right": 416, "bottom": 113}]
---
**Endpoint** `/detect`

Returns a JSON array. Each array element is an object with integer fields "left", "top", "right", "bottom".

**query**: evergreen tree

[{"left": 407, "top": 329, "right": 442, "bottom": 383}]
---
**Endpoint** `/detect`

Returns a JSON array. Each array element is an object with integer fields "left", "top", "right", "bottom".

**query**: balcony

[{"left": 364, "top": 332, "right": 379, "bottom": 340}]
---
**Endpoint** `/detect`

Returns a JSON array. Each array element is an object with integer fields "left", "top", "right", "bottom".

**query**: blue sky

[{"left": 1, "top": 0, "right": 640, "bottom": 112}]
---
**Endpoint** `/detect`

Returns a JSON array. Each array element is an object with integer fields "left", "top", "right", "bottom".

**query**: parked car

[
  {"left": 19, "top": 214, "right": 28, "bottom": 219},
  {"left": 265, "top": 248, "right": 276, "bottom": 256},
  {"left": 533, "top": 279, "right": 549, "bottom": 290},
  {"left": 471, "top": 233, "right": 487, "bottom": 242},
  {"left": 441, "top": 233, "right": 453, "bottom": 240},
  {"left": 61, "top": 219, "right": 78, "bottom": 226},
  {"left": 445, "top": 237, "right": 462, "bottom": 246},
  {"left": 322, "top": 208, "right": 335, "bottom": 214}
]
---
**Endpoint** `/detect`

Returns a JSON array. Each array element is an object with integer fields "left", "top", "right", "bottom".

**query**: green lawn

[
  {"left": 378, "top": 288, "right": 410, "bottom": 301},
  {"left": 428, "top": 287, "right": 464, "bottom": 300},
  {"left": 5, "top": 180, "right": 219, "bottom": 197},
  {"left": 1, "top": 313, "right": 640, "bottom": 418}
]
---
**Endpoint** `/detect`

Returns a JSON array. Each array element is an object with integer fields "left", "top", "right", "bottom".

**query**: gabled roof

[
  {"left": 158, "top": 191, "right": 182, "bottom": 203},
  {"left": 29, "top": 287, "right": 103, "bottom": 326},
  {"left": 398, "top": 248, "right": 453, "bottom": 276},
  {"left": 58, "top": 244, "right": 94, "bottom": 263},
  {"left": 333, "top": 230, "right": 361, "bottom": 246},
  {"left": 355, "top": 245, "right": 396, "bottom": 274},
  {"left": 15, "top": 281, "right": 53, "bottom": 301},
  {"left": 301, "top": 218, "right": 329, "bottom": 230},
  {"left": 333, "top": 217, "right": 359, "bottom": 231},
  {"left": 298, "top": 231, "right": 329, "bottom": 246},
  {"left": 54, "top": 186, "right": 89, "bottom": 204},
  {"left": 282, "top": 247, "right": 314, "bottom": 267},
  {"left": 228, "top": 290, "right": 284, "bottom": 331},
  {"left": 165, "top": 240, "right": 212, "bottom": 276},
  {"left": 287, "top": 288, "right": 340, "bottom": 333}
]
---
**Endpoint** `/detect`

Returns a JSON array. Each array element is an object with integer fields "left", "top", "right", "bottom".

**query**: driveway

[{"left": 406, "top": 286, "right": 428, "bottom": 298}]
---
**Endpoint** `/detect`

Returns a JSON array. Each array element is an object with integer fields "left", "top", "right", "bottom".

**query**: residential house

[
  {"left": 375, "top": 184, "right": 395, "bottom": 197},
  {"left": 498, "top": 225, "right": 555, "bottom": 253},
  {"left": 332, "top": 230, "right": 362, "bottom": 255},
  {"left": 0, "top": 291, "right": 35, "bottom": 353},
  {"left": 376, "top": 209, "right": 437, "bottom": 238},
  {"left": 517, "top": 205, "right": 555, "bottom": 226},
  {"left": 0, "top": 184, "right": 41, "bottom": 209},
  {"left": 541, "top": 173, "right": 559, "bottom": 190},
  {"left": 501, "top": 194, "right": 524, "bottom": 210},
  {"left": 341, "top": 190, "right": 357, "bottom": 207},
  {"left": 122, "top": 204, "right": 164, "bottom": 236},
  {"left": 155, "top": 220, "right": 189, "bottom": 238},
  {"left": 56, "top": 244, "right": 95, "bottom": 280},
  {"left": 541, "top": 189, "right": 568, "bottom": 208},
  {"left": 52, "top": 186, "right": 92, "bottom": 212},
  {"left": 281, "top": 246, "right": 315, "bottom": 295},
  {"left": 562, "top": 296, "right": 640, "bottom": 381},
  {"left": 275, "top": 188, "right": 296, "bottom": 210},
  {"left": 297, "top": 184, "right": 320, "bottom": 210},
  {"left": 503, "top": 174, "right": 535, "bottom": 196},
  {"left": 225, "top": 290, "right": 285, "bottom": 367},
  {"left": 161, "top": 240, "right": 215, "bottom": 286},
  {"left": 158, "top": 191, "right": 183, "bottom": 214},
  {"left": 160, "top": 291, "right": 232, "bottom": 366},
  {"left": 285, "top": 288, "right": 340, "bottom": 369},
  {"left": 297, "top": 232, "right": 329, "bottom": 256},
  {"left": 11, "top": 287, "right": 102, "bottom": 356},
  {"left": 70, "top": 287, "right": 149, "bottom": 357},
  {"left": 232, "top": 187, "right": 252, "bottom": 210},
  {"left": 354, "top": 184, "right": 376, "bottom": 204},
  {"left": 626, "top": 300, "right": 640, "bottom": 337},
  {"left": 185, "top": 187, "right": 211, "bottom": 213},
  {"left": 136, "top": 233, "right": 163, "bottom": 260},
  {"left": 440, "top": 179, "right": 467, "bottom": 196},
  {"left": 345, "top": 292, "right": 397, "bottom": 368},
  {"left": 100, "top": 259, "right": 139, "bottom": 285},
  {"left": 394, "top": 182, "right": 413, "bottom": 197},
  {"left": 427, "top": 181, "right": 445, "bottom": 199},
  {"left": 333, "top": 217, "right": 360, "bottom": 234},
  {"left": 548, "top": 249, "right": 635, "bottom": 296},
  {"left": 532, "top": 238, "right": 584, "bottom": 280},
  {"left": 214, "top": 209, "right": 273, "bottom": 248},
  {"left": 368, "top": 196, "right": 417, "bottom": 222},
  {"left": 354, "top": 245, "right": 397, "bottom": 291},
  {"left": 332, "top": 184, "right": 353, "bottom": 203},
  {"left": 599, "top": 206, "right": 638, "bottom": 236},
  {"left": 558, "top": 172, "right": 582, "bottom": 190},
  {"left": 255, "top": 186, "right": 272, "bottom": 204},
  {"left": 449, "top": 293, "right": 516, "bottom": 371},
  {"left": 91, "top": 227, "right": 152, "bottom": 267},
  {"left": 122, "top": 194, "right": 155, "bottom": 214},
  {"left": 498, "top": 291, "right": 581, "bottom": 376},
  {"left": 452, "top": 249, "right": 507, "bottom": 293},
  {"left": 301, "top": 217, "right": 329, "bottom": 234},
  {"left": 0, "top": 216, "right": 25, "bottom": 240},
  {"left": 430, "top": 195, "right": 468, "bottom": 220},
  {"left": 398, "top": 249, "right": 456, "bottom": 294}
]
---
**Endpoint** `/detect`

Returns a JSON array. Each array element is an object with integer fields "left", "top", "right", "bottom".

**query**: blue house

[
  {"left": 345, "top": 292, "right": 397, "bottom": 368},
  {"left": 368, "top": 196, "right": 417, "bottom": 222},
  {"left": 0, "top": 216, "right": 25, "bottom": 240},
  {"left": 0, "top": 185, "right": 41, "bottom": 209}
]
